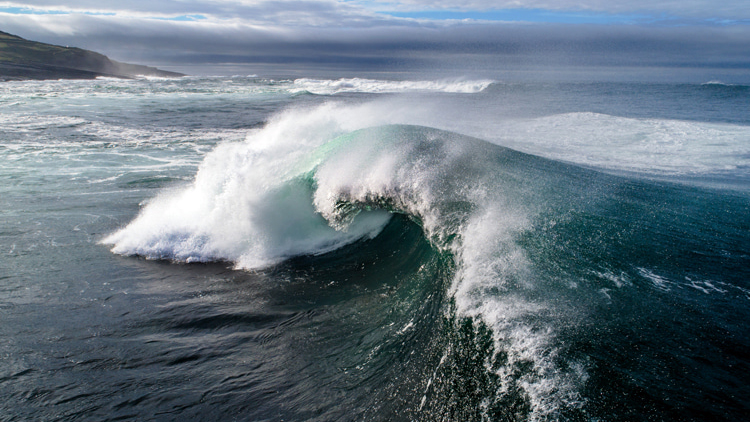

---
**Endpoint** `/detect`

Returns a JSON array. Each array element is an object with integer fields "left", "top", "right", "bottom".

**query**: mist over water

[{"left": 1, "top": 76, "right": 749, "bottom": 421}]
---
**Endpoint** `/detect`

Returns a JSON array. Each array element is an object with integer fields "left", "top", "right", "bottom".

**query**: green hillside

[{"left": 0, "top": 31, "right": 184, "bottom": 80}]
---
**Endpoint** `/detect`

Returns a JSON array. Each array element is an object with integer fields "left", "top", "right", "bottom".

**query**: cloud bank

[{"left": 1, "top": 0, "right": 749, "bottom": 78}]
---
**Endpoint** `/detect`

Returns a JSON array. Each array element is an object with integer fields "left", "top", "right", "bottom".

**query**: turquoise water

[{"left": 1, "top": 77, "right": 749, "bottom": 421}]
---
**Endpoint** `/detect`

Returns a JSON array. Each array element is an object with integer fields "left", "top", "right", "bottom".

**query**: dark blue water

[{"left": 1, "top": 77, "right": 749, "bottom": 421}]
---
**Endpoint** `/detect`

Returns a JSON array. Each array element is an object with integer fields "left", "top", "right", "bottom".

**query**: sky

[{"left": 1, "top": 0, "right": 749, "bottom": 79}]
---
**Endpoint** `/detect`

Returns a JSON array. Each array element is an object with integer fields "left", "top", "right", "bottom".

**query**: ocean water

[{"left": 1, "top": 76, "right": 749, "bottom": 421}]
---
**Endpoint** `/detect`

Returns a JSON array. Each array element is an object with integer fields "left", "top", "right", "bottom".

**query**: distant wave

[
  {"left": 291, "top": 77, "right": 494, "bottom": 94},
  {"left": 700, "top": 80, "right": 750, "bottom": 89},
  {"left": 131, "top": 75, "right": 186, "bottom": 81},
  {"left": 702, "top": 80, "right": 734, "bottom": 86}
]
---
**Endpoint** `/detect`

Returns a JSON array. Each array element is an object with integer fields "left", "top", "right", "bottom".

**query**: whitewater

[{"left": 1, "top": 76, "right": 749, "bottom": 421}]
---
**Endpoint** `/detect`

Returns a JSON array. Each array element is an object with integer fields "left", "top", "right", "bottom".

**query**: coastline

[{"left": 0, "top": 31, "right": 184, "bottom": 81}]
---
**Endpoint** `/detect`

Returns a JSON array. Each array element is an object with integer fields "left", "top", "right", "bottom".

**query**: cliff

[{"left": 0, "top": 31, "right": 184, "bottom": 81}]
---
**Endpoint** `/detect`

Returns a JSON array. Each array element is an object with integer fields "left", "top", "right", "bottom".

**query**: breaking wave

[{"left": 102, "top": 101, "right": 750, "bottom": 421}]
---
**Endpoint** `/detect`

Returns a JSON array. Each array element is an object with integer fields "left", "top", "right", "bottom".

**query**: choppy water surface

[{"left": 1, "top": 76, "right": 749, "bottom": 421}]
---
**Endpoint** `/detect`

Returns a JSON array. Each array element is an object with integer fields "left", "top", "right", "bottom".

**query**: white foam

[
  {"left": 0, "top": 114, "right": 89, "bottom": 132},
  {"left": 481, "top": 112, "right": 750, "bottom": 176},
  {"left": 637, "top": 267, "right": 677, "bottom": 292},
  {"left": 687, "top": 278, "right": 728, "bottom": 294},
  {"left": 592, "top": 270, "right": 632, "bottom": 288}
]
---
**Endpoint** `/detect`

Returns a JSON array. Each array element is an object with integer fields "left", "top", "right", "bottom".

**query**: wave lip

[{"left": 291, "top": 77, "right": 494, "bottom": 94}]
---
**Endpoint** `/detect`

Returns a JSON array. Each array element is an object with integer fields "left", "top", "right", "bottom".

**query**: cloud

[
  {"left": 1, "top": 0, "right": 748, "bottom": 78},
  {"left": 0, "top": 0, "right": 388, "bottom": 26},
  {"left": 5, "top": 0, "right": 750, "bottom": 22},
  {"left": 363, "top": 0, "right": 750, "bottom": 20},
  {"left": 2, "top": 11, "right": 748, "bottom": 72}
]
